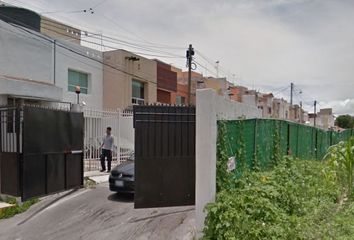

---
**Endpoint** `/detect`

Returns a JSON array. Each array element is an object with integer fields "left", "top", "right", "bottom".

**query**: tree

[{"left": 335, "top": 115, "right": 354, "bottom": 129}]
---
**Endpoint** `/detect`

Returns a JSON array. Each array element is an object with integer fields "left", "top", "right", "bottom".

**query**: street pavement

[{"left": 0, "top": 184, "right": 195, "bottom": 240}]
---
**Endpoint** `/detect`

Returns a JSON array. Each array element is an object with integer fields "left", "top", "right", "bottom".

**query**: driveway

[{"left": 0, "top": 183, "right": 195, "bottom": 240}]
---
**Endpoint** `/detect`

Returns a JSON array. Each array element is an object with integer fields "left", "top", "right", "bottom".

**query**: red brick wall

[
  {"left": 157, "top": 61, "right": 177, "bottom": 92},
  {"left": 157, "top": 89, "right": 172, "bottom": 104}
]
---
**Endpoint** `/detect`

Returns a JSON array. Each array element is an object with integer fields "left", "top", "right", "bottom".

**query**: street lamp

[{"left": 75, "top": 86, "right": 81, "bottom": 104}]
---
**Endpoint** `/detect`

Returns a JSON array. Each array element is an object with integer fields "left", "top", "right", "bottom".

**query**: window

[
  {"left": 132, "top": 80, "right": 145, "bottom": 105},
  {"left": 68, "top": 69, "right": 89, "bottom": 94},
  {"left": 268, "top": 107, "right": 272, "bottom": 114},
  {"left": 176, "top": 96, "right": 186, "bottom": 105}
]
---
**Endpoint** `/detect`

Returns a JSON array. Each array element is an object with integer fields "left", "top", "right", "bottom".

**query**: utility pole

[
  {"left": 53, "top": 40, "right": 56, "bottom": 85},
  {"left": 215, "top": 60, "right": 220, "bottom": 78},
  {"left": 290, "top": 82, "right": 294, "bottom": 106},
  {"left": 186, "top": 44, "right": 194, "bottom": 105},
  {"left": 314, "top": 100, "right": 317, "bottom": 127}
]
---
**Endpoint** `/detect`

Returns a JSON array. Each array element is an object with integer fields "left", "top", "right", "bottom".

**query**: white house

[{"left": 0, "top": 17, "right": 103, "bottom": 109}]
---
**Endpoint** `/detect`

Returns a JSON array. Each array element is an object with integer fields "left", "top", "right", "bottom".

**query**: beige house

[
  {"left": 272, "top": 98, "right": 290, "bottom": 119},
  {"left": 103, "top": 50, "right": 157, "bottom": 109},
  {"left": 203, "top": 77, "right": 229, "bottom": 96},
  {"left": 309, "top": 108, "right": 335, "bottom": 129},
  {"left": 40, "top": 16, "right": 81, "bottom": 44}
]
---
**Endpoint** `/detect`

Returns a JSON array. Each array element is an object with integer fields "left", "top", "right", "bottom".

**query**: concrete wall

[
  {"left": 0, "top": 19, "right": 53, "bottom": 85},
  {"left": 242, "top": 94, "right": 257, "bottom": 107},
  {"left": 0, "top": 19, "right": 103, "bottom": 109},
  {"left": 119, "top": 114, "right": 134, "bottom": 149},
  {"left": 0, "top": 78, "right": 62, "bottom": 101},
  {"left": 196, "top": 89, "right": 261, "bottom": 237},
  {"left": 103, "top": 50, "right": 157, "bottom": 109}
]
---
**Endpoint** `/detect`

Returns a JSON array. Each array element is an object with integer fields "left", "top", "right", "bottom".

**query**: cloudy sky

[{"left": 5, "top": 0, "right": 354, "bottom": 115}]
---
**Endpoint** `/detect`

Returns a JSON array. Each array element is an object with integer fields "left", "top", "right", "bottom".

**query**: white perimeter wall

[{"left": 196, "top": 89, "right": 262, "bottom": 236}]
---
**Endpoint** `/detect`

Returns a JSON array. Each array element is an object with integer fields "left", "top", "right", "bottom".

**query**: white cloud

[
  {"left": 4, "top": 0, "right": 354, "bottom": 114},
  {"left": 322, "top": 99, "right": 354, "bottom": 115}
]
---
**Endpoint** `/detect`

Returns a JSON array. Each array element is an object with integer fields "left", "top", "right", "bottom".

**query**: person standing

[{"left": 100, "top": 127, "right": 114, "bottom": 172}]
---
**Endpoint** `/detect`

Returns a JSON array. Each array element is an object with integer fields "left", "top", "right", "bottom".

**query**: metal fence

[
  {"left": 0, "top": 105, "right": 84, "bottom": 201},
  {"left": 219, "top": 119, "right": 354, "bottom": 173},
  {"left": 133, "top": 105, "right": 195, "bottom": 208},
  {"left": 0, "top": 107, "right": 23, "bottom": 153},
  {"left": 83, "top": 108, "right": 134, "bottom": 171}
]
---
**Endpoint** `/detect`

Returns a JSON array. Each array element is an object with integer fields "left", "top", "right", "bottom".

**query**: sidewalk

[
  {"left": 84, "top": 170, "right": 110, "bottom": 184},
  {"left": 0, "top": 201, "right": 15, "bottom": 217},
  {"left": 0, "top": 202, "right": 13, "bottom": 211}
]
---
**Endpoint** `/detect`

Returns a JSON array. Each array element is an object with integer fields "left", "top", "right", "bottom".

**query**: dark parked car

[{"left": 109, "top": 153, "right": 134, "bottom": 193}]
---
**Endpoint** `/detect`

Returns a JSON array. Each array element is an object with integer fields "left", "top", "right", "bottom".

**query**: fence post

[
  {"left": 117, "top": 108, "right": 121, "bottom": 164},
  {"left": 287, "top": 122, "right": 290, "bottom": 155},
  {"left": 16, "top": 108, "right": 20, "bottom": 196},
  {"left": 296, "top": 124, "right": 299, "bottom": 158},
  {"left": 253, "top": 118, "right": 258, "bottom": 168}
]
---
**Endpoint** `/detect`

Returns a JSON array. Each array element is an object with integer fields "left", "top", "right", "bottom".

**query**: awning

[{"left": 0, "top": 77, "right": 62, "bottom": 101}]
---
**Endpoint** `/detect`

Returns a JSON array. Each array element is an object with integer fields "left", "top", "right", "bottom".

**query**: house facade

[
  {"left": 172, "top": 68, "right": 201, "bottom": 105},
  {"left": 103, "top": 49, "right": 157, "bottom": 109},
  {"left": 0, "top": 15, "right": 103, "bottom": 109},
  {"left": 156, "top": 60, "right": 177, "bottom": 104},
  {"left": 272, "top": 98, "right": 290, "bottom": 119}
]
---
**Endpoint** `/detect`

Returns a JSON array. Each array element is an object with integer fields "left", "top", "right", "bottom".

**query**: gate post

[{"left": 196, "top": 90, "right": 217, "bottom": 236}]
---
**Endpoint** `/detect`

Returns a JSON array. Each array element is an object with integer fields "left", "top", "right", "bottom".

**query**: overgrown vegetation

[
  {"left": 324, "top": 137, "right": 354, "bottom": 196},
  {"left": 84, "top": 176, "right": 97, "bottom": 189},
  {"left": 0, "top": 196, "right": 39, "bottom": 219},
  {"left": 204, "top": 137, "right": 354, "bottom": 240}
]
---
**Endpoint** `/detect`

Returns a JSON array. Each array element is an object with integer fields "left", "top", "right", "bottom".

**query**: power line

[
  {"left": 1, "top": 22, "right": 160, "bottom": 85},
  {"left": 4, "top": 0, "right": 186, "bottom": 51},
  {"left": 0, "top": 12, "right": 185, "bottom": 60},
  {"left": 38, "top": 20, "right": 185, "bottom": 58},
  {"left": 41, "top": 20, "right": 184, "bottom": 53},
  {"left": 193, "top": 60, "right": 218, "bottom": 78},
  {"left": 195, "top": 49, "right": 245, "bottom": 86},
  {"left": 91, "top": 0, "right": 109, "bottom": 9},
  {"left": 273, "top": 85, "right": 291, "bottom": 96}
]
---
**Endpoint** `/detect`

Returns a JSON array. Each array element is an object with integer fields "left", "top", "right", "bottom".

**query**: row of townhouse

[
  {"left": 0, "top": 5, "right": 189, "bottom": 110},
  {"left": 172, "top": 66, "right": 335, "bottom": 129},
  {"left": 0, "top": 5, "right": 336, "bottom": 131}
]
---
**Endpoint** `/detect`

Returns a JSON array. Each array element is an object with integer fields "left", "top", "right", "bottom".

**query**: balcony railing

[{"left": 132, "top": 97, "right": 145, "bottom": 105}]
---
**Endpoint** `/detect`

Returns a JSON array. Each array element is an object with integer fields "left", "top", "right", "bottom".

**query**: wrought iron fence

[{"left": 83, "top": 108, "right": 134, "bottom": 171}]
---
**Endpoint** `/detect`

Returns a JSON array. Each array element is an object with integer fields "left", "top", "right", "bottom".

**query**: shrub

[
  {"left": 0, "top": 197, "right": 39, "bottom": 219},
  {"left": 324, "top": 137, "right": 354, "bottom": 196},
  {"left": 203, "top": 158, "right": 342, "bottom": 240}
]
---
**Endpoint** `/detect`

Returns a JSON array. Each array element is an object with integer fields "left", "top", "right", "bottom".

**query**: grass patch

[
  {"left": 0, "top": 196, "right": 39, "bottom": 219},
  {"left": 84, "top": 176, "right": 97, "bottom": 189}
]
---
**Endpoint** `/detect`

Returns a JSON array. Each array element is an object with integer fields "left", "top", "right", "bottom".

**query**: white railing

[
  {"left": 83, "top": 108, "right": 134, "bottom": 172},
  {"left": 132, "top": 97, "right": 145, "bottom": 105}
]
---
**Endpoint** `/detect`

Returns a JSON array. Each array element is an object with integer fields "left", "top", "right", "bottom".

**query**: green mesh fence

[{"left": 219, "top": 119, "right": 353, "bottom": 174}]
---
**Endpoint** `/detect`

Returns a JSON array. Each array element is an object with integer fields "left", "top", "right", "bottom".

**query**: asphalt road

[{"left": 0, "top": 183, "right": 195, "bottom": 240}]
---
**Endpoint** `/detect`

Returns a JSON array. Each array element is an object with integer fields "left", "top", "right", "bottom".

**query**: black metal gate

[
  {"left": 133, "top": 105, "right": 195, "bottom": 208},
  {"left": 0, "top": 106, "right": 84, "bottom": 201}
]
